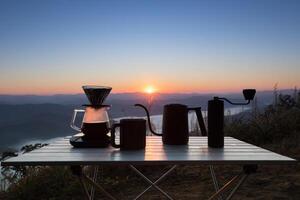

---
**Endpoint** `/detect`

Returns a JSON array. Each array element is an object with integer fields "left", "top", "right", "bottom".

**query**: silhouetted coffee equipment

[
  {"left": 135, "top": 104, "right": 207, "bottom": 145},
  {"left": 208, "top": 89, "right": 256, "bottom": 148},
  {"left": 111, "top": 119, "right": 146, "bottom": 150},
  {"left": 69, "top": 86, "right": 112, "bottom": 148}
]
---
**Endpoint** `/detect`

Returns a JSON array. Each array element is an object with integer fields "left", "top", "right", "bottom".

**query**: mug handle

[
  {"left": 111, "top": 123, "right": 121, "bottom": 148},
  {"left": 188, "top": 107, "right": 207, "bottom": 136},
  {"left": 70, "top": 109, "right": 85, "bottom": 132}
]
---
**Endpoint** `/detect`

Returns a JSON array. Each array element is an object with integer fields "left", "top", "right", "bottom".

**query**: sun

[{"left": 144, "top": 86, "right": 156, "bottom": 94}]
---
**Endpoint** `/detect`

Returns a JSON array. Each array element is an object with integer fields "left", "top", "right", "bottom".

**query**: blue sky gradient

[{"left": 0, "top": 0, "right": 299, "bottom": 94}]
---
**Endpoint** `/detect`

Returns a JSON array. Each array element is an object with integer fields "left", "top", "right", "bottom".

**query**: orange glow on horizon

[{"left": 0, "top": 81, "right": 298, "bottom": 95}]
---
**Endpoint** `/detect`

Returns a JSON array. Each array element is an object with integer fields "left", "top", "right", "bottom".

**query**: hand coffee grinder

[
  {"left": 70, "top": 86, "right": 112, "bottom": 148},
  {"left": 208, "top": 89, "right": 256, "bottom": 148}
]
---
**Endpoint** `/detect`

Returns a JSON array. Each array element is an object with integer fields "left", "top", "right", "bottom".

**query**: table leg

[
  {"left": 79, "top": 176, "right": 91, "bottom": 200},
  {"left": 207, "top": 164, "right": 257, "bottom": 200},
  {"left": 209, "top": 165, "right": 223, "bottom": 200},
  {"left": 90, "top": 166, "right": 98, "bottom": 200},
  {"left": 70, "top": 165, "right": 116, "bottom": 200},
  {"left": 129, "top": 165, "right": 177, "bottom": 200},
  {"left": 208, "top": 174, "right": 242, "bottom": 200},
  {"left": 225, "top": 174, "right": 248, "bottom": 200},
  {"left": 82, "top": 174, "right": 116, "bottom": 200}
]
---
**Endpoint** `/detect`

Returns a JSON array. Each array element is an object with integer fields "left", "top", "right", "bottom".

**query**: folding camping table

[{"left": 1, "top": 136, "right": 296, "bottom": 200}]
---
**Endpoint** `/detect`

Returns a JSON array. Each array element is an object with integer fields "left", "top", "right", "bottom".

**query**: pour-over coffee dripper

[
  {"left": 70, "top": 85, "right": 112, "bottom": 148},
  {"left": 82, "top": 86, "right": 112, "bottom": 106}
]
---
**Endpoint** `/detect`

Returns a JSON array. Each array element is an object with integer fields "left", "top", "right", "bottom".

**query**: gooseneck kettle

[{"left": 135, "top": 104, "right": 207, "bottom": 145}]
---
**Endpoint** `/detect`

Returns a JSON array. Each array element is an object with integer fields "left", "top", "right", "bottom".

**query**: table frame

[{"left": 70, "top": 163, "right": 257, "bottom": 200}]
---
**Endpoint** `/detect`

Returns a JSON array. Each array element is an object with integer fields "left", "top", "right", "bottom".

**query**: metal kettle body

[{"left": 135, "top": 104, "right": 207, "bottom": 145}]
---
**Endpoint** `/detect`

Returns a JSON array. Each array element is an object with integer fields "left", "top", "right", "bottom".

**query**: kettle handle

[{"left": 188, "top": 107, "right": 207, "bottom": 136}]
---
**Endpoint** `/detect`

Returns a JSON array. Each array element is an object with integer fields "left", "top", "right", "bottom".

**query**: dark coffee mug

[{"left": 111, "top": 119, "right": 146, "bottom": 150}]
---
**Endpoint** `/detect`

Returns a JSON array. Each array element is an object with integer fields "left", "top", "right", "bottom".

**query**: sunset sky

[{"left": 0, "top": 0, "right": 299, "bottom": 95}]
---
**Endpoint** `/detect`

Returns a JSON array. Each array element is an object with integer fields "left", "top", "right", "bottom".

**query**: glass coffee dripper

[{"left": 70, "top": 86, "right": 112, "bottom": 146}]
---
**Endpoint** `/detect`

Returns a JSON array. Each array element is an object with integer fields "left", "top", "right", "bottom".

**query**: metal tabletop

[{"left": 1, "top": 136, "right": 295, "bottom": 166}]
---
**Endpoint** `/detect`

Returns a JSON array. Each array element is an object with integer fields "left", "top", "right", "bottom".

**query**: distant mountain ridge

[{"left": 0, "top": 89, "right": 294, "bottom": 105}]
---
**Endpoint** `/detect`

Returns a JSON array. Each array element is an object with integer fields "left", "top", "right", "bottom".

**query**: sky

[{"left": 0, "top": 0, "right": 299, "bottom": 95}]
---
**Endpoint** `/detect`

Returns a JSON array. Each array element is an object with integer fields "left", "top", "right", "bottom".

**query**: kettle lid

[{"left": 165, "top": 103, "right": 187, "bottom": 108}]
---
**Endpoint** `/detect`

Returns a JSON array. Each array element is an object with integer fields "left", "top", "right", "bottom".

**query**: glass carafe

[{"left": 70, "top": 106, "right": 111, "bottom": 139}]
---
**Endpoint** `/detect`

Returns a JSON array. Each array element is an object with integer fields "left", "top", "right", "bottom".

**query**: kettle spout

[{"left": 134, "top": 104, "right": 162, "bottom": 136}]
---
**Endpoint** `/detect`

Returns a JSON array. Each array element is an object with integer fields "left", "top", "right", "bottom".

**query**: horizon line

[{"left": 0, "top": 88, "right": 296, "bottom": 96}]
